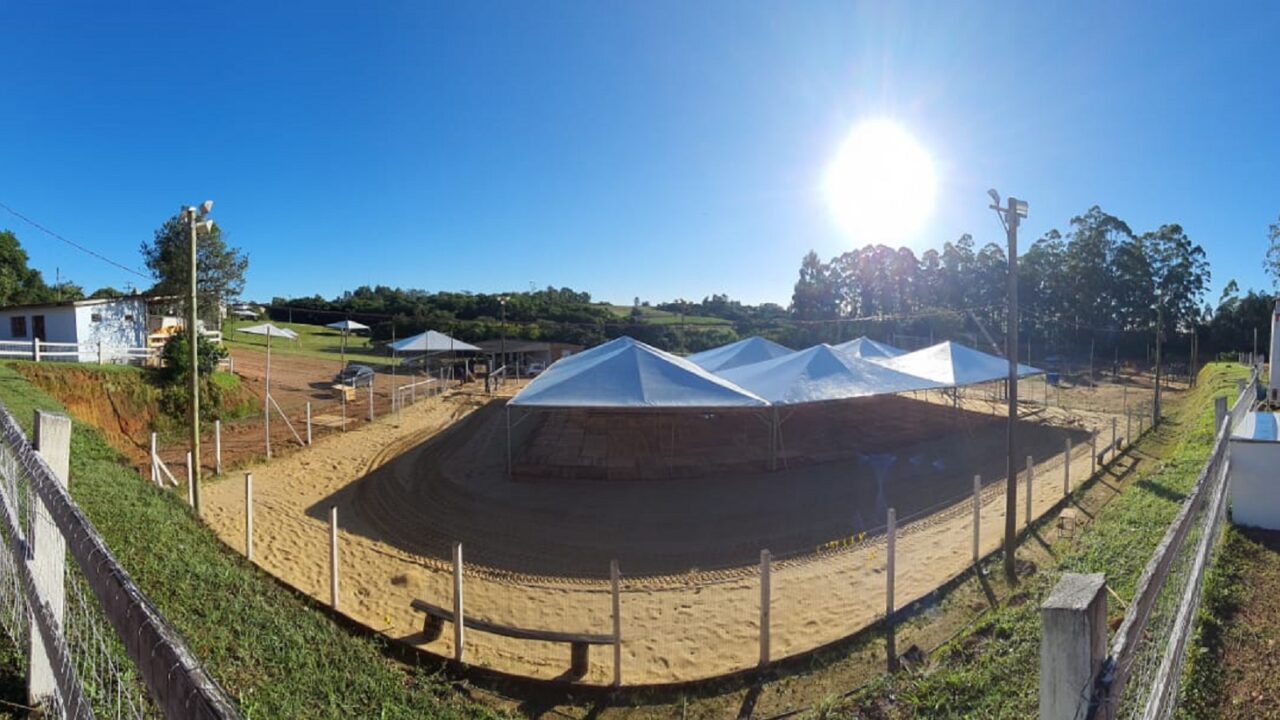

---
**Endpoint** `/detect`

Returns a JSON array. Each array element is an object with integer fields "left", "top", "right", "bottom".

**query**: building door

[{"left": 32, "top": 315, "right": 45, "bottom": 341}]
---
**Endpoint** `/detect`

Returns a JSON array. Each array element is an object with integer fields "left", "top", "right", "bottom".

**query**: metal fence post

[
  {"left": 611, "top": 559, "right": 622, "bottom": 687},
  {"left": 29, "top": 411, "right": 71, "bottom": 707},
  {"left": 245, "top": 473, "right": 253, "bottom": 561},
  {"left": 453, "top": 541, "right": 465, "bottom": 662},
  {"left": 759, "top": 548, "right": 771, "bottom": 667},
  {"left": 329, "top": 506, "right": 339, "bottom": 610},
  {"left": 972, "top": 475, "right": 981, "bottom": 565},
  {"left": 1040, "top": 573, "right": 1107, "bottom": 719},
  {"left": 214, "top": 419, "right": 222, "bottom": 476}
]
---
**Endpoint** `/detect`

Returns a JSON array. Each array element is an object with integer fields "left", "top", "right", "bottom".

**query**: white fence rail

[
  {"left": 0, "top": 339, "right": 158, "bottom": 365},
  {"left": 0, "top": 406, "right": 240, "bottom": 718}
]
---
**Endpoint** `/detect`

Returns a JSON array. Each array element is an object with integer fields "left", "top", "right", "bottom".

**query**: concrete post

[
  {"left": 244, "top": 473, "right": 253, "bottom": 561},
  {"left": 28, "top": 411, "right": 70, "bottom": 707},
  {"left": 759, "top": 548, "right": 771, "bottom": 667},
  {"left": 453, "top": 541, "right": 465, "bottom": 662},
  {"left": 1040, "top": 573, "right": 1108, "bottom": 720},
  {"left": 1214, "top": 396, "right": 1228, "bottom": 436},
  {"left": 306, "top": 402, "right": 313, "bottom": 446},
  {"left": 214, "top": 419, "right": 222, "bottom": 476},
  {"left": 1237, "top": 379, "right": 1246, "bottom": 399},
  {"left": 150, "top": 431, "right": 158, "bottom": 487},
  {"left": 1091, "top": 432, "right": 1097, "bottom": 475},
  {"left": 368, "top": 379, "right": 374, "bottom": 423},
  {"left": 186, "top": 452, "right": 194, "bottom": 507}
]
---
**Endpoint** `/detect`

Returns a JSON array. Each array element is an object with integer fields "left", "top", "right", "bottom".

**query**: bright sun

[{"left": 823, "top": 119, "right": 937, "bottom": 246}]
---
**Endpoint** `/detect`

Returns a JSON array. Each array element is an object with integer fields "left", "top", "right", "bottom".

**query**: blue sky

[{"left": 2, "top": 2, "right": 1278, "bottom": 307}]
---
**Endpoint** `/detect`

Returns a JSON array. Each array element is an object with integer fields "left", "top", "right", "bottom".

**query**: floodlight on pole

[{"left": 988, "top": 190, "right": 1028, "bottom": 585}]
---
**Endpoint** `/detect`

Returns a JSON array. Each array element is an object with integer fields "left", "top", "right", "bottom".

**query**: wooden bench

[{"left": 410, "top": 599, "right": 616, "bottom": 679}]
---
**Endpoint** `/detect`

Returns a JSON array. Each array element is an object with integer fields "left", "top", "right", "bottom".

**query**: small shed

[
  {"left": 1229, "top": 411, "right": 1280, "bottom": 530},
  {"left": 0, "top": 296, "right": 149, "bottom": 361}
]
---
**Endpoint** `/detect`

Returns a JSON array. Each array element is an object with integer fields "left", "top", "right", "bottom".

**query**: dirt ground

[{"left": 201, "top": 377, "right": 1148, "bottom": 686}]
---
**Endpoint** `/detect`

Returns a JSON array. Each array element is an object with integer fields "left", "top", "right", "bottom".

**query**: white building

[{"left": 0, "top": 296, "right": 150, "bottom": 362}]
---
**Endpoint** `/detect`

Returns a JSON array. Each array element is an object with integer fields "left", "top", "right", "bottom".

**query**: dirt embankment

[{"left": 11, "top": 363, "right": 257, "bottom": 468}]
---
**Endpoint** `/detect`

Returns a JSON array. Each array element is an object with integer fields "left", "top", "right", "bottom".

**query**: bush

[{"left": 158, "top": 331, "right": 232, "bottom": 421}]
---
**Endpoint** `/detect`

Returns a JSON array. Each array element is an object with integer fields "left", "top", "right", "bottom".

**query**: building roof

[
  {"left": 716, "top": 343, "right": 940, "bottom": 405},
  {"left": 0, "top": 295, "right": 149, "bottom": 313},
  {"left": 686, "top": 336, "right": 793, "bottom": 372},
  {"left": 509, "top": 336, "right": 768, "bottom": 409},
  {"left": 471, "top": 339, "right": 583, "bottom": 354}
]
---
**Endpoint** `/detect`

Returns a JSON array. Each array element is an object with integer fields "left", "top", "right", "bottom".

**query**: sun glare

[{"left": 823, "top": 119, "right": 937, "bottom": 247}]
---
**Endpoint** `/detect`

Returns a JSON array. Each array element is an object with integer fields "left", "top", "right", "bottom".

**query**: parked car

[
  {"left": 526, "top": 361, "right": 546, "bottom": 376},
  {"left": 336, "top": 364, "right": 375, "bottom": 388}
]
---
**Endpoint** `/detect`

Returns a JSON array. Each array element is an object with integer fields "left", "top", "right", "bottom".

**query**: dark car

[{"left": 336, "top": 364, "right": 375, "bottom": 388}]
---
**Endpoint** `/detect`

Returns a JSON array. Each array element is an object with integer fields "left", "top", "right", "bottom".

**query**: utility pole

[
  {"left": 989, "top": 190, "right": 1028, "bottom": 584},
  {"left": 1154, "top": 296, "right": 1163, "bottom": 425},
  {"left": 183, "top": 201, "right": 213, "bottom": 514}
]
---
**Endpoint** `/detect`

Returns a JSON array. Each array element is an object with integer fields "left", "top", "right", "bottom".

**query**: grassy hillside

[
  {"left": 603, "top": 304, "right": 732, "bottom": 326},
  {"left": 0, "top": 364, "right": 501, "bottom": 719},
  {"left": 813, "top": 362, "right": 1248, "bottom": 718},
  {"left": 223, "top": 319, "right": 386, "bottom": 364}
]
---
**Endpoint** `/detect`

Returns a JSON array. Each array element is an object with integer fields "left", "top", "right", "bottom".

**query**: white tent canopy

[
  {"left": 325, "top": 319, "right": 370, "bottom": 332},
  {"left": 389, "top": 330, "right": 480, "bottom": 353},
  {"left": 717, "top": 343, "right": 941, "bottom": 405},
  {"left": 832, "top": 336, "right": 906, "bottom": 360},
  {"left": 509, "top": 336, "right": 768, "bottom": 409},
  {"left": 686, "top": 336, "right": 793, "bottom": 373},
  {"left": 236, "top": 323, "right": 299, "bottom": 340},
  {"left": 874, "top": 340, "right": 1041, "bottom": 386}
]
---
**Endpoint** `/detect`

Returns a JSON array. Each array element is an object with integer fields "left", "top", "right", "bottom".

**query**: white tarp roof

[
  {"left": 236, "top": 323, "right": 299, "bottom": 340},
  {"left": 874, "top": 341, "right": 1042, "bottom": 386},
  {"left": 509, "top": 336, "right": 768, "bottom": 408},
  {"left": 325, "top": 319, "right": 370, "bottom": 332},
  {"left": 833, "top": 336, "right": 906, "bottom": 360},
  {"left": 389, "top": 330, "right": 480, "bottom": 353},
  {"left": 685, "top": 336, "right": 793, "bottom": 372},
  {"left": 717, "top": 343, "right": 942, "bottom": 405}
]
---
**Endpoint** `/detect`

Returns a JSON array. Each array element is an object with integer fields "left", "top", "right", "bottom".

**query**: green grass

[
  {"left": 223, "top": 319, "right": 386, "bottom": 364},
  {"left": 827, "top": 362, "right": 1249, "bottom": 718},
  {"left": 0, "top": 364, "right": 502, "bottom": 719},
  {"left": 603, "top": 305, "right": 732, "bottom": 326}
]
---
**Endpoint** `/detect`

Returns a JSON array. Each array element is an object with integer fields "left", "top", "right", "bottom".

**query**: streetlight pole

[
  {"left": 989, "top": 190, "right": 1028, "bottom": 584},
  {"left": 183, "top": 201, "right": 213, "bottom": 514}
]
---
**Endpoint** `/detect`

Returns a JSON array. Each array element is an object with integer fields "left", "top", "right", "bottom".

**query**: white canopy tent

[
  {"left": 717, "top": 343, "right": 941, "bottom": 405},
  {"left": 685, "top": 336, "right": 793, "bottom": 373},
  {"left": 236, "top": 323, "right": 302, "bottom": 458},
  {"left": 832, "top": 336, "right": 906, "bottom": 360},
  {"left": 389, "top": 330, "right": 481, "bottom": 354},
  {"left": 325, "top": 319, "right": 370, "bottom": 367},
  {"left": 873, "top": 340, "right": 1042, "bottom": 386},
  {"left": 505, "top": 336, "right": 769, "bottom": 477}
]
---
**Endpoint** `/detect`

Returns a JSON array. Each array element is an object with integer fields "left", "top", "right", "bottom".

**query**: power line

[{"left": 0, "top": 200, "right": 151, "bottom": 280}]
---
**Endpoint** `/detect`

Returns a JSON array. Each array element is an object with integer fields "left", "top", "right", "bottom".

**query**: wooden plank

[{"left": 410, "top": 599, "right": 615, "bottom": 645}]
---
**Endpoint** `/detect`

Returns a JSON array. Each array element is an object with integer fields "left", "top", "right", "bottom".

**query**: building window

[
  {"left": 91, "top": 313, "right": 103, "bottom": 322},
  {"left": 123, "top": 314, "right": 134, "bottom": 322},
  {"left": 9, "top": 317, "right": 25, "bottom": 338}
]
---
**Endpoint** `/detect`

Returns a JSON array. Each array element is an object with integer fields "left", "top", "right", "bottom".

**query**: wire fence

[
  {"left": 0, "top": 406, "right": 239, "bottom": 718},
  {"left": 1088, "top": 364, "right": 1258, "bottom": 719}
]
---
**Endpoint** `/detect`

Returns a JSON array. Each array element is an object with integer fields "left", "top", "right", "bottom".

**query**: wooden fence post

[
  {"left": 972, "top": 475, "right": 981, "bottom": 565},
  {"left": 306, "top": 402, "right": 313, "bottom": 446},
  {"left": 759, "top": 548, "right": 772, "bottom": 667},
  {"left": 1026, "top": 455, "right": 1034, "bottom": 527},
  {"left": 245, "top": 473, "right": 254, "bottom": 561},
  {"left": 886, "top": 508, "right": 897, "bottom": 671},
  {"left": 1127, "top": 412, "right": 1132, "bottom": 449},
  {"left": 1064, "top": 438, "right": 1071, "bottom": 497},
  {"left": 611, "top": 559, "right": 622, "bottom": 687},
  {"left": 1111, "top": 418, "right": 1118, "bottom": 460},
  {"left": 150, "top": 431, "right": 158, "bottom": 486},
  {"left": 329, "top": 506, "right": 340, "bottom": 610},
  {"left": 29, "top": 411, "right": 71, "bottom": 707},
  {"left": 31, "top": 338, "right": 39, "bottom": 362},
  {"left": 1091, "top": 432, "right": 1097, "bottom": 476},
  {"left": 368, "top": 380, "right": 374, "bottom": 422},
  {"left": 97, "top": 340, "right": 103, "bottom": 365},
  {"left": 186, "top": 452, "right": 194, "bottom": 507},
  {"left": 214, "top": 419, "right": 222, "bottom": 476},
  {"left": 453, "top": 541, "right": 465, "bottom": 662}
]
